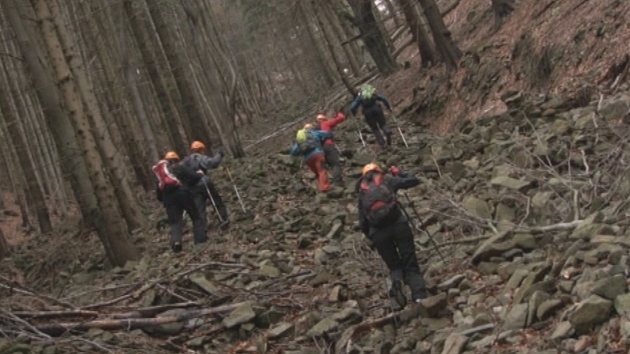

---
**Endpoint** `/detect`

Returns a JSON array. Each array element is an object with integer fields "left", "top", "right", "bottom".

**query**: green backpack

[
  {"left": 361, "top": 84, "right": 375, "bottom": 98},
  {"left": 360, "top": 84, "right": 377, "bottom": 106},
  {"left": 296, "top": 128, "right": 319, "bottom": 154}
]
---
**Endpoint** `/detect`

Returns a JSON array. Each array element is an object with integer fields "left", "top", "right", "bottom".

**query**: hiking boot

[
  {"left": 172, "top": 242, "right": 182, "bottom": 253},
  {"left": 389, "top": 280, "right": 407, "bottom": 309}
]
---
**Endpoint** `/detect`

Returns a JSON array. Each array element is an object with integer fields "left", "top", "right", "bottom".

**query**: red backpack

[
  {"left": 359, "top": 174, "right": 399, "bottom": 227},
  {"left": 152, "top": 160, "right": 181, "bottom": 192}
]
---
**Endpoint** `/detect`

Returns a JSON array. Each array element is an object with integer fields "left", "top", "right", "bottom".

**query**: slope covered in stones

[{"left": 2, "top": 87, "right": 630, "bottom": 353}]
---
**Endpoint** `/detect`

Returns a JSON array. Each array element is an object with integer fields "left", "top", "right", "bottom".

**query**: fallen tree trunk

[{"left": 34, "top": 301, "right": 247, "bottom": 336}]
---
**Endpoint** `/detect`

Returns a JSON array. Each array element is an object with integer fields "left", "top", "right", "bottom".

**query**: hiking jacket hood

[{"left": 289, "top": 129, "right": 333, "bottom": 161}]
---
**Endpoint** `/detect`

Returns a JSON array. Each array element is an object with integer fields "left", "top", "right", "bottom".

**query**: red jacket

[{"left": 316, "top": 112, "right": 345, "bottom": 145}]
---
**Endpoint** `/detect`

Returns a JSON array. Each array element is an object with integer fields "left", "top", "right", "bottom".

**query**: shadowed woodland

[{"left": 2, "top": 0, "right": 630, "bottom": 353}]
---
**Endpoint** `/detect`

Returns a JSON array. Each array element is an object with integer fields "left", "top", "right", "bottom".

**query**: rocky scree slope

[{"left": 2, "top": 89, "right": 630, "bottom": 353}]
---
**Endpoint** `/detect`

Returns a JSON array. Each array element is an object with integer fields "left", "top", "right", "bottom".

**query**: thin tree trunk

[
  {"left": 3, "top": 0, "right": 96, "bottom": 230},
  {"left": 145, "top": 0, "right": 213, "bottom": 146},
  {"left": 29, "top": 0, "right": 140, "bottom": 266},
  {"left": 0, "top": 226, "right": 8, "bottom": 260},
  {"left": 398, "top": 0, "right": 437, "bottom": 67},
  {"left": 298, "top": 1, "right": 337, "bottom": 86},
  {"left": 47, "top": 0, "right": 146, "bottom": 232},
  {"left": 123, "top": 0, "right": 188, "bottom": 155},
  {"left": 322, "top": 0, "right": 362, "bottom": 77},
  {"left": 346, "top": 0, "right": 398, "bottom": 75},
  {"left": 417, "top": 0, "right": 461, "bottom": 70},
  {"left": 0, "top": 84, "right": 52, "bottom": 233}
]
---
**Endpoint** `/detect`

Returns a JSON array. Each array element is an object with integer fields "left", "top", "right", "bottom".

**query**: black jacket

[
  {"left": 356, "top": 171, "right": 419, "bottom": 238},
  {"left": 155, "top": 161, "right": 203, "bottom": 201}
]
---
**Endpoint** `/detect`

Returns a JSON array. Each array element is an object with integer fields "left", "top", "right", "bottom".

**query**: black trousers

[
  {"left": 163, "top": 188, "right": 206, "bottom": 245},
  {"left": 191, "top": 176, "right": 228, "bottom": 229},
  {"left": 371, "top": 221, "right": 428, "bottom": 300},
  {"left": 322, "top": 144, "right": 342, "bottom": 186},
  {"left": 363, "top": 105, "right": 392, "bottom": 147}
]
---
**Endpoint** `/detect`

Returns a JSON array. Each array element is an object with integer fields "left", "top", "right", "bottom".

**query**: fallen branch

[
  {"left": 335, "top": 305, "right": 420, "bottom": 354},
  {"left": 11, "top": 309, "right": 99, "bottom": 319},
  {"left": 34, "top": 301, "right": 248, "bottom": 336}
]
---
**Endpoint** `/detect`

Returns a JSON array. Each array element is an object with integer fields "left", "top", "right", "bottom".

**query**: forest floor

[{"left": 2, "top": 0, "right": 630, "bottom": 353}]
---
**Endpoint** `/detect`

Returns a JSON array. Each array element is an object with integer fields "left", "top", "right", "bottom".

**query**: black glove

[
  {"left": 398, "top": 170, "right": 410, "bottom": 178},
  {"left": 218, "top": 149, "right": 225, "bottom": 158}
]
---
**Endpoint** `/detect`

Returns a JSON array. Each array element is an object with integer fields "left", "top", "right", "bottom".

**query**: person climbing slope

[
  {"left": 290, "top": 123, "right": 334, "bottom": 192},
  {"left": 181, "top": 141, "right": 230, "bottom": 232},
  {"left": 356, "top": 163, "right": 429, "bottom": 307},
  {"left": 153, "top": 151, "right": 206, "bottom": 253},
  {"left": 350, "top": 84, "right": 393, "bottom": 149},
  {"left": 314, "top": 111, "right": 346, "bottom": 187}
]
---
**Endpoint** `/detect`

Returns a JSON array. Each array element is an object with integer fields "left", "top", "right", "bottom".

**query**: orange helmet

[
  {"left": 164, "top": 151, "right": 180, "bottom": 161},
  {"left": 190, "top": 141, "right": 206, "bottom": 151},
  {"left": 362, "top": 163, "right": 382, "bottom": 176},
  {"left": 304, "top": 123, "right": 314, "bottom": 129},
  {"left": 316, "top": 114, "right": 327, "bottom": 122}
]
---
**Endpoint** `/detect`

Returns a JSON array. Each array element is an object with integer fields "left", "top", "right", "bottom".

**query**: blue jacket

[
  {"left": 290, "top": 129, "right": 333, "bottom": 161},
  {"left": 350, "top": 93, "right": 391, "bottom": 115}
]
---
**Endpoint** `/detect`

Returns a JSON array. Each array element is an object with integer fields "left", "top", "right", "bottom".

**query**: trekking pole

[
  {"left": 352, "top": 114, "right": 367, "bottom": 147},
  {"left": 201, "top": 177, "right": 225, "bottom": 224},
  {"left": 223, "top": 166, "right": 248, "bottom": 214},
  {"left": 390, "top": 112, "right": 409, "bottom": 148},
  {"left": 400, "top": 193, "right": 446, "bottom": 262}
]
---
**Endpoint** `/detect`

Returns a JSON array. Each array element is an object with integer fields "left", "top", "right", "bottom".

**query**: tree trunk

[
  {"left": 398, "top": 0, "right": 437, "bottom": 67},
  {"left": 47, "top": 0, "right": 146, "bottom": 232},
  {"left": 491, "top": 0, "right": 515, "bottom": 30},
  {"left": 0, "top": 226, "right": 8, "bottom": 260},
  {"left": 4, "top": 0, "right": 96, "bottom": 230},
  {"left": 322, "top": 0, "right": 362, "bottom": 78},
  {"left": 298, "top": 1, "right": 337, "bottom": 87},
  {"left": 313, "top": 1, "right": 356, "bottom": 95},
  {"left": 417, "top": 0, "right": 462, "bottom": 70},
  {"left": 29, "top": 0, "right": 140, "bottom": 266},
  {"left": 145, "top": 0, "right": 213, "bottom": 146},
  {"left": 346, "top": 0, "right": 398, "bottom": 75},
  {"left": 0, "top": 65, "right": 52, "bottom": 233},
  {"left": 122, "top": 0, "right": 188, "bottom": 155}
]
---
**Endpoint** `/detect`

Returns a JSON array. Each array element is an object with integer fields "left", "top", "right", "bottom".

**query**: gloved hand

[
  {"left": 218, "top": 149, "right": 225, "bottom": 158},
  {"left": 389, "top": 166, "right": 400, "bottom": 176}
]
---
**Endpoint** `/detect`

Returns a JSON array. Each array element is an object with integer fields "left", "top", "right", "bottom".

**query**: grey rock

[
  {"left": 463, "top": 196, "right": 492, "bottom": 220},
  {"left": 268, "top": 322, "right": 294, "bottom": 339},
  {"left": 438, "top": 274, "right": 466, "bottom": 291},
  {"left": 307, "top": 317, "right": 339, "bottom": 337},
  {"left": 440, "top": 333, "right": 468, "bottom": 354},
  {"left": 614, "top": 293, "right": 630, "bottom": 315},
  {"left": 591, "top": 274, "right": 628, "bottom": 300},
  {"left": 537, "top": 299, "right": 565, "bottom": 321},
  {"left": 490, "top": 176, "right": 532, "bottom": 192},
  {"left": 504, "top": 303, "right": 528, "bottom": 330},
  {"left": 223, "top": 302, "right": 257, "bottom": 329},
  {"left": 568, "top": 295, "right": 612, "bottom": 332},
  {"left": 550, "top": 321, "right": 574, "bottom": 340}
]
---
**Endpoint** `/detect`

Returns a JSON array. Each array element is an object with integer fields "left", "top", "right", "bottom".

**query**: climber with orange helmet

[
  {"left": 181, "top": 141, "right": 230, "bottom": 235},
  {"left": 355, "top": 162, "right": 428, "bottom": 308},
  {"left": 313, "top": 111, "right": 346, "bottom": 187},
  {"left": 290, "top": 123, "right": 334, "bottom": 192},
  {"left": 153, "top": 151, "right": 206, "bottom": 253}
]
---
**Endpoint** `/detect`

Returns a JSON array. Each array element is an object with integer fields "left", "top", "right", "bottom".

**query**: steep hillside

[{"left": 2, "top": 0, "right": 630, "bottom": 353}]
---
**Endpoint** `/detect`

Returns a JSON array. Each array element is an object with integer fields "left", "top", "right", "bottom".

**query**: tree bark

[
  {"left": 122, "top": 0, "right": 188, "bottom": 155},
  {"left": 47, "top": 0, "right": 146, "bottom": 232},
  {"left": 491, "top": 0, "right": 515, "bottom": 30},
  {"left": 322, "top": 0, "right": 362, "bottom": 77},
  {"left": 398, "top": 0, "right": 437, "bottom": 67},
  {"left": 0, "top": 226, "right": 8, "bottom": 260},
  {"left": 417, "top": 0, "right": 462, "bottom": 70},
  {"left": 145, "top": 0, "right": 213, "bottom": 146},
  {"left": 0, "top": 65, "right": 52, "bottom": 233},
  {"left": 4, "top": 0, "right": 96, "bottom": 230},
  {"left": 345, "top": 0, "right": 398, "bottom": 75},
  {"left": 29, "top": 0, "right": 140, "bottom": 266}
]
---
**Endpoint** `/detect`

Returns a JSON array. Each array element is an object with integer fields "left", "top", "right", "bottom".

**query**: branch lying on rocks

[
  {"left": 32, "top": 301, "right": 247, "bottom": 336},
  {"left": 335, "top": 305, "right": 421, "bottom": 354}
]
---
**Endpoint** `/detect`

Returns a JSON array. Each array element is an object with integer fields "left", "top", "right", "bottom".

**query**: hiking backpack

[
  {"left": 296, "top": 129, "right": 320, "bottom": 155},
  {"left": 360, "top": 84, "right": 377, "bottom": 107},
  {"left": 359, "top": 174, "right": 399, "bottom": 227},
  {"left": 181, "top": 153, "right": 205, "bottom": 174},
  {"left": 152, "top": 160, "right": 181, "bottom": 192}
]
